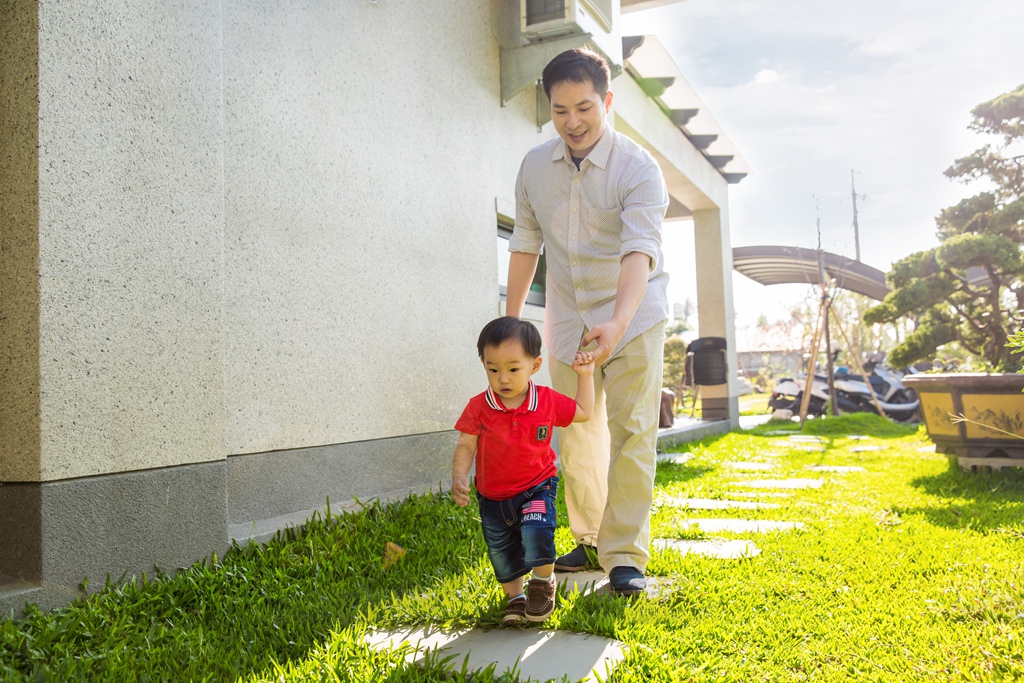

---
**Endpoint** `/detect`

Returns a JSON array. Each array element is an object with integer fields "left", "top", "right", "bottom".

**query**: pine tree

[{"left": 864, "top": 84, "right": 1024, "bottom": 371}]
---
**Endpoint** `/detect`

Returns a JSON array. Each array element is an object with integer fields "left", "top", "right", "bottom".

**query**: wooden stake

[
  {"left": 829, "top": 308, "right": 888, "bottom": 418},
  {"left": 798, "top": 294, "right": 828, "bottom": 424}
]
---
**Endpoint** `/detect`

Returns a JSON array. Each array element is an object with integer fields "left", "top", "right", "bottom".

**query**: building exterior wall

[
  {"left": 1, "top": 0, "right": 548, "bottom": 611},
  {"left": 19, "top": 1, "right": 544, "bottom": 482},
  {"left": 219, "top": 1, "right": 540, "bottom": 456},
  {"left": 34, "top": 0, "right": 226, "bottom": 480},
  {"left": 2, "top": 0, "right": 738, "bottom": 613}
]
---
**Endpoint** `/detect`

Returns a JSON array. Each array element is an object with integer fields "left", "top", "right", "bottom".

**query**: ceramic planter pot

[{"left": 902, "top": 373, "right": 1024, "bottom": 471}]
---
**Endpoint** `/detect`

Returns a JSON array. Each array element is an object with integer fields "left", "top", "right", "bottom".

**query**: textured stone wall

[
  {"left": 34, "top": 0, "right": 227, "bottom": 480},
  {"left": 220, "top": 1, "right": 542, "bottom": 455},
  {"left": 5, "top": 1, "right": 545, "bottom": 482}
]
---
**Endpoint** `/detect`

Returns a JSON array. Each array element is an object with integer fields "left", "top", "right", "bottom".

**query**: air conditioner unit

[{"left": 519, "top": 0, "right": 622, "bottom": 70}]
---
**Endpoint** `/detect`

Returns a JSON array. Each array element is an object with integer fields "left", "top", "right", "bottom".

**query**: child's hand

[
  {"left": 572, "top": 350, "right": 596, "bottom": 377},
  {"left": 451, "top": 474, "right": 471, "bottom": 507}
]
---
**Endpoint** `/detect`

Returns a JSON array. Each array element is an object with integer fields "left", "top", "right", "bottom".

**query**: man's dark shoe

[
  {"left": 554, "top": 544, "right": 601, "bottom": 572},
  {"left": 608, "top": 566, "right": 646, "bottom": 596},
  {"left": 524, "top": 575, "right": 556, "bottom": 622}
]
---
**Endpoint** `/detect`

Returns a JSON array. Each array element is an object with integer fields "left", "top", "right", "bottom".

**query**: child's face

[{"left": 481, "top": 340, "right": 542, "bottom": 403}]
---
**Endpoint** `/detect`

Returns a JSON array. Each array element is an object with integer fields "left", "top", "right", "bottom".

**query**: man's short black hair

[
  {"left": 477, "top": 316, "right": 542, "bottom": 359},
  {"left": 541, "top": 47, "right": 611, "bottom": 101}
]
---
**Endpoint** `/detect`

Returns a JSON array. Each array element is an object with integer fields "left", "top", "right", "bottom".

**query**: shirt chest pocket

[{"left": 584, "top": 205, "right": 622, "bottom": 254}]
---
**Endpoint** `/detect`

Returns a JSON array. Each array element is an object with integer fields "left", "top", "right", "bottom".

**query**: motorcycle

[{"left": 768, "top": 362, "right": 920, "bottom": 422}]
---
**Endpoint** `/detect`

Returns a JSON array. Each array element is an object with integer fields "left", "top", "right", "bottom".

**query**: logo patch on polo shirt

[{"left": 536, "top": 425, "right": 549, "bottom": 441}]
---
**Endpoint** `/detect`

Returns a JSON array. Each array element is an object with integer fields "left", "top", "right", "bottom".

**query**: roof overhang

[
  {"left": 733, "top": 245, "right": 890, "bottom": 301},
  {"left": 623, "top": 35, "right": 750, "bottom": 185}
]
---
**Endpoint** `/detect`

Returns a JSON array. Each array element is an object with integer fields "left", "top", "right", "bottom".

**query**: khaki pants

[{"left": 550, "top": 322, "right": 665, "bottom": 572}]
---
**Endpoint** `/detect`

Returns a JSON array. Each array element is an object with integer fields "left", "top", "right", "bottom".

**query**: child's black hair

[
  {"left": 541, "top": 46, "right": 611, "bottom": 100},
  {"left": 477, "top": 316, "right": 542, "bottom": 359}
]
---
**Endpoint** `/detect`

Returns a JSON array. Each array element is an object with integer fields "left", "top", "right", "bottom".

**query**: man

[{"left": 505, "top": 47, "right": 669, "bottom": 596}]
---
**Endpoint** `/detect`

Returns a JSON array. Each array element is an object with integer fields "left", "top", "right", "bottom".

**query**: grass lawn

[
  {"left": 678, "top": 391, "right": 770, "bottom": 418},
  {"left": 2, "top": 414, "right": 1023, "bottom": 681},
  {"left": 738, "top": 392, "right": 771, "bottom": 416}
]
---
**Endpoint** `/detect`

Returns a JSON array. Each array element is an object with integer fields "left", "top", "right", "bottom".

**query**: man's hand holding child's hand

[
  {"left": 451, "top": 474, "right": 471, "bottom": 507},
  {"left": 572, "top": 350, "right": 596, "bottom": 377}
]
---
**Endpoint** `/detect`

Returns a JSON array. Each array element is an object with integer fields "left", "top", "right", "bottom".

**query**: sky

[{"left": 621, "top": 0, "right": 1024, "bottom": 337}]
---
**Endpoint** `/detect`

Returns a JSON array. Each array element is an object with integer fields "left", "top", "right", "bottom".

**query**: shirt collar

[
  {"left": 551, "top": 125, "right": 615, "bottom": 170},
  {"left": 485, "top": 380, "right": 538, "bottom": 413}
]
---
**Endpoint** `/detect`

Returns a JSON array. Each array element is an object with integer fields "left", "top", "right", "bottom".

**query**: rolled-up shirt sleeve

[
  {"left": 619, "top": 160, "right": 668, "bottom": 272},
  {"left": 509, "top": 159, "right": 544, "bottom": 255}
]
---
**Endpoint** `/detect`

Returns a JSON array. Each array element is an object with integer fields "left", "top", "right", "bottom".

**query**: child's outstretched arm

[
  {"left": 450, "top": 432, "right": 478, "bottom": 507},
  {"left": 571, "top": 350, "right": 596, "bottom": 423}
]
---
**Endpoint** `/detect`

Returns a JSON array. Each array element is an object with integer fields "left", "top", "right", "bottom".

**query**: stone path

[
  {"left": 724, "top": 461, "right": 777, "bottom": 471},
  {"left": 678, "top": 518, "right": 804, "bottom": 533},
  {"left": 659, "top": 496, "right": 781, "bottom": 510},
  {"left": 732, "top": 478, "right": 824, "bottom": 489},
  {"left": 730, "top": 490, "right": 793, "bottom": 498},
  {"left": 807, "top": 465, "right": 866, "bottom": 473},
  {"left": 654, "top": 537, "right": 761, "bottom": 559},
  {"left": 366, "top": 432, "right": 878, "bottom": 680},
  {"left": 364, "top": 627, "right": 624, "bottom": 683},
  {"left": 657, "top": 451, "right": 694, "bottom": 465}
]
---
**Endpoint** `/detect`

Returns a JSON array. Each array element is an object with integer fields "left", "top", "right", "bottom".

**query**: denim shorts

[{"left": 476, "top": 476, "right": 558, "bottom": 584}]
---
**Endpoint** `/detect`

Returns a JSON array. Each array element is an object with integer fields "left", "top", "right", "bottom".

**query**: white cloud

[
  {"left": 855, "top": 37, "right": 901, "bottom": 57},
  {"left": 622, "top": 0, "right": 1024, "bottom": 325},
  {"left": 752, "top": 68, "right": 782, "bottom": 85}
]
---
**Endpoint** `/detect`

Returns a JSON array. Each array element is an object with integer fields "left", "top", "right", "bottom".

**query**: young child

[{"left": 451, "top": 316, "right": 595, "bottom": 625}]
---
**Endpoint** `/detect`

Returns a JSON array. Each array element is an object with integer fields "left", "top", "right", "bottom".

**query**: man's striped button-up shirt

[{"left": 510, "top": 126, "right": 670, "bottom": 366}]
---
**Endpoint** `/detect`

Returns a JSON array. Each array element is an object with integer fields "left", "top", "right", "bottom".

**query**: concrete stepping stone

[
  {"left": 762, "top": 429, "right": 799, "bottom": 435},
  {"left": 724, "top": 461, "right": 776, "bottom": 471},
  {"left": 851, "top": 445, "right": 884, "bottom": 452},
  {"left": 917, "top": 445, "right": 936, "bottom": 453},
  {"left": 679, "top": 518, "right": 804, "bottom": 533},
  {"left": 657, "top": 451, "right": 694, "bottom": 465},
  {"left": 365, "top": 626, "right": 624, "bottom": 683},
  {"left": 730, "top": 490, "right": 793, "bottom": 498},
  {"left": 807, "top": 465, "right": 866, "bottom": 473},
  {"left": 557, "top": 570, "right": 608, "bottom": 595},
  {"left": 734, "top": 478, "right": 824, "bottom": 489},
  {"left": 788, "top": 435, "right": 824, "bottom": 442},
  {"left": 653, "top": 537, "right": 761, "bottom": 559},
  {"left": 558, "top": 570, "right": 673, "bottom": 600},
  {"left": 659, "top": 496, "right": 781, "bottom": 510}
]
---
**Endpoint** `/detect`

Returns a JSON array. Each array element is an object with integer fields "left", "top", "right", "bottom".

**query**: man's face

[{"left": 549, "top": 79, "right": 613, "bottom": 159}]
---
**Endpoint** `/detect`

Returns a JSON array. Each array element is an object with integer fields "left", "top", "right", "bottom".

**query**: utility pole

[{"left": 851, "top": 170, "right": 861, "bottom": 262}]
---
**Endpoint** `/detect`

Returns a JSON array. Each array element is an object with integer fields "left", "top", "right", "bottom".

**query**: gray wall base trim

[
  {"left": 657, "top": 419, "right": 731, "bottom": 449},
  {"left": 227, "top": 431, "right": 455, "bottom": 526},
  {"left": 1, "top": 581, "right": 83, "bottom": 620},
  {"left": 227, "top": 483, "right": 446, "bottom": 546},
  {"left": 0, "top": 462, "right": 227, "bottom": 619},
  {"left": 2, "top": 431, "right": 456, "bottom": 618}
]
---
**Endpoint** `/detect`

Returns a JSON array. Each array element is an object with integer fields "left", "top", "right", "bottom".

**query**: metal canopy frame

[{"left": 732, "top": 245, "right": 890, "bottom": 301}]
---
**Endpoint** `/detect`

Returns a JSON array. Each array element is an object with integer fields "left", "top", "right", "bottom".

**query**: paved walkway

[{"left": 367, "top": 426, "right": 873, "bottom": 681}]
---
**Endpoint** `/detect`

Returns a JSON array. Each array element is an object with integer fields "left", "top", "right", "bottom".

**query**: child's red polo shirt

[{"left": 455, "top": 381, "right": 577, "bottom": 501}]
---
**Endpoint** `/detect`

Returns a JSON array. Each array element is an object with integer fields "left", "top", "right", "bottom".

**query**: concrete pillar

[
  {"left": 1, "top": 1, "right": 229, "bottom": 611},
  {"left": 693, "top": 207, "right": 739, "bottom": 427}
]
